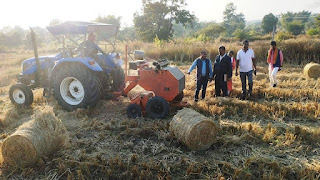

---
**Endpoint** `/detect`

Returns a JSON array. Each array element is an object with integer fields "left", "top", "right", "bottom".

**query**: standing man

[
  {"left": 235, "top": 40, "right": 256, "bottom": 100},
  {"left": 187, "top": 50, "right": 213, "bottom": 102},
  {"left": 213, "top": 46, "right": 232, "bottom": 97},
  {"left": 267, "top": 41, "right": 283, "bottom": 87}
]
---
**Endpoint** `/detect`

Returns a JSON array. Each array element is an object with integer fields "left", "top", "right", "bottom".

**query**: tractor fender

[
  {"left": 50, "top": 58, "right": 103, "bottom": 80},
  {"left": 54, "top": 57, "right": 103, "bottom": 72}
]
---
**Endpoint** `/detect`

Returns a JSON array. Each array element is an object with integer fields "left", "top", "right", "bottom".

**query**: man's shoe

[
  {"left": 273, "top": 84, "right": 277, "bottom": 87},
  {"left": 248, "top": 93, "right": 254, "bottom": 99},
  {"left": 240, "top": 95, "right": 246, "bottom": 100},
  {"left": 194, "top": 99, "right": 199, "bottom": 102}
]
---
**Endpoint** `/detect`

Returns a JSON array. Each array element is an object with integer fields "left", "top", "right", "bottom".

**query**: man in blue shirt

[{"left": 187, "top": 50, "right": 213, "bottom": 102}]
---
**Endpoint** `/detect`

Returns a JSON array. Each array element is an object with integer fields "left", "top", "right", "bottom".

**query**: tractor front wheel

[
  {"left": 9, "top": 83, "right": 33, "bottom": 106},
  {"left": 146, "top": 96, "right": 169, "bottom": 119}
]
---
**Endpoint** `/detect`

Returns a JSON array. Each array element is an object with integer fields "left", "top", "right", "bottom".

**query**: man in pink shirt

[{"left": 267, "top": 41, "right": 283, "bottom": 87}]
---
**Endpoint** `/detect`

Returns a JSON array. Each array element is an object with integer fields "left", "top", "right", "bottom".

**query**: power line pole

[{"left": 272, "top": 23, "right": 275, "bottom": 41}]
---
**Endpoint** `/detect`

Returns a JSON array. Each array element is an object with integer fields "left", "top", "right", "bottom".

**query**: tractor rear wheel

[
  {"left": 117, "top": 68, "right": 125, "bottom": 90},
  {"left": 146, "top": 96, "right": 169, "bottom": 119},
  {"left": 53, "top": 64, "right": 101, "bottom": 111},
  {"left": 112, "top": 67, "right": 125, "bottom": 91},
  {"left": 127, "top": 104, "right": 142, "bottom": 119},
  {"left": 9, "top": 83, "right": 33, "bottom": 106}
]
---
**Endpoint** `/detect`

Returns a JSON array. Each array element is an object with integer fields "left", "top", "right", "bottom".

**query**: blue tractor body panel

[
  {"left": 99, "top": 53, "right": 123, "bottom": 73},
  {"left": 21, "top": 52, "right": 122, "bottom": 75},
  {"left": 53, "top": 57, "right": 104, "bottom": 72},
  {"left": 22, "top": 55, "right": 58, "bottom": 75}
]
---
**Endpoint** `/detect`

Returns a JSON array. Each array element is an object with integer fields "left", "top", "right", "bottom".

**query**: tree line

[{"left": 0, "top": 0, "right": 320, "bottom": 49}]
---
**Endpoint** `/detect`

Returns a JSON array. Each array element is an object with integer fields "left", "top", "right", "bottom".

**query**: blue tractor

[{"left": 9, "top": 21, "right": 125, "bottom": 111}]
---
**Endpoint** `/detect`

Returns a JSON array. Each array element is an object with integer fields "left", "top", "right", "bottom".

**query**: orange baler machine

[{"left": 123, "top": 45, "right": 186, "bottom": 119}]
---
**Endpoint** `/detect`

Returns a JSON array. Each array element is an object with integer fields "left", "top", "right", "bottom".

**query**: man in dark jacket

[
  {"left": 213, "top": 46, "right": 232, "bottom": 97},
  {"left": 187, "top": 50, "right": 213, "bottom": 102}
]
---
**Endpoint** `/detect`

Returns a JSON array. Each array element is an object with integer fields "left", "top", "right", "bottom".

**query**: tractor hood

[
  {"left": 46, "top": 21, "right": 118, "bottom": 36},
  {"left": 22, "top": 55, "right": 59, "bottom": 75}
]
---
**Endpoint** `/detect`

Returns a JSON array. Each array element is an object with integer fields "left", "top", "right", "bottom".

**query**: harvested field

[{"left": 0, "top": 52, "right": 320, "bottom": 179}]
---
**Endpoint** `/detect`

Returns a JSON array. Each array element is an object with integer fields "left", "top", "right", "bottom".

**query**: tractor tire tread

[{"left": 53, "top": 64, "right": 101, "bottom": 111}]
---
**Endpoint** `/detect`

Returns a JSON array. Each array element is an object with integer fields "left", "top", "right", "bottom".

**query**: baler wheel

[
  {"left": 127, "top": 104, "right": 142, "bottom": 119},
  {"left": 146, "top": 96, "right": 169, "bottom": 119}
]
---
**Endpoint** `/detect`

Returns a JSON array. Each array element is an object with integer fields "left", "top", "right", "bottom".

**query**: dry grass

[{"left": 0, "top": 45, "right": 320, "bottom": 179}]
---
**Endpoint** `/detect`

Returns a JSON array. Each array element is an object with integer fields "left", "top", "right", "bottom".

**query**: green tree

[
  {"left": 316, "top": 14, "right": 320, "bottom": 27},
  {"left": 117, "top": 27, "right": 137, "bottom": 41},
  {"left": 233, "top": 28, "right": 250, "bottom": 41},
  {"left": 134, "top": 0, "right": 194, "bottom": 42},
  {"left": 305, "top": 14, "right": 318, "bottom": 30},
  {"left": 173, "top": 19, "right": 213, "bottom": 38},
  {"left": 197, "top": 23, "right": 226, "bottom": 39},
  {"left": 307, "top": 28, "right": 319, "bottom": 36},
  {"left": 281, "top": 11, "right": 311, "bottom": 35},
  {"left": 223, "top": 2, "right": 245, "bottom": 37},
  {"left": 285, "top": 21, "right": 305, "bottom": 35},
  {"left": 0, "top": 26, "right": 25, "bottom": 47},
  {"left": 95, "top": 15, "right": 122, "bottom": 28},
  {"left": 261, "top": 13, "right": 278, "bottom": 34},
  {"left": 49, "top": 19, "right": 62, "bottom": 26}
]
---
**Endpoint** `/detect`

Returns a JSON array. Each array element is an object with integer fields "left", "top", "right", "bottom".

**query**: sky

[{"left": 0, "top": 0, "right": 319, "bottom": 29}]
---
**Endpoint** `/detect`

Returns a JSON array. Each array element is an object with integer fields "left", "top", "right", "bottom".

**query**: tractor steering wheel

[
  {"left": 76, "top": 44, "right": 90, "bottom": 57},
  {"left": 58, "top": 48, "right": 73, "bottom": 58}
]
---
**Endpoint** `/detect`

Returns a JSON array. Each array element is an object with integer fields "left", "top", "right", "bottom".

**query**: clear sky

[{"left": 1, "top": 0, "right": 319, "bottom": 29}]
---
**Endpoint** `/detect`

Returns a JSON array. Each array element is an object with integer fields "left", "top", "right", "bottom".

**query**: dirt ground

[{"left": 0, "top": 59, "right": 320, "bottom": 179}]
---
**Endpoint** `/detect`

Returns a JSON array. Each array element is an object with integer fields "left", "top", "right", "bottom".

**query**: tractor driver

[{"left": 77, "top": 32, "right": 107, "bottom": 59}]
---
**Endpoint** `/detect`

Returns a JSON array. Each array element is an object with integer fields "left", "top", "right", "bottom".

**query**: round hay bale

[
  {"left": 1, "top": 108, "right": 68, "bottom": 167},
  {"left": 169, "top": 108, "right": 218, "bottom": 151},
  {"left": 303, "top": 63, "right": 320, "bottom": 78}
]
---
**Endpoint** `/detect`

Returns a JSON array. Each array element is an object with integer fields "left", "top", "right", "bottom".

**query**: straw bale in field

[
  {"left": 169, "top": 108, "right": 218, "bottom": 151},
  {"left": 1, "top": 108, "right": 68, "bottom": 167},
  {"left": 303, "top": 63, "right": 320, "bottom": 78}
]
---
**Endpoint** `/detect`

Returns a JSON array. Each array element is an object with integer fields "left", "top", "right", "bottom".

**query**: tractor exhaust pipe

[{"left": 30, "top": 27, "right": 41, "bottom": 85}]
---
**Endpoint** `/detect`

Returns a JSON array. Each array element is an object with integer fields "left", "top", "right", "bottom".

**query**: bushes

[
  {"left": 280, "top": 37, "right": 320, "bottom": 64},
  {"left": 307, "top": 28, "right": 319, "bottom": 36},
  {"left": 118, "top": 36, "right": 320, "bottom": 65},
  {"left": 275, "top": 31, "right": 294, "bottom": 41}
]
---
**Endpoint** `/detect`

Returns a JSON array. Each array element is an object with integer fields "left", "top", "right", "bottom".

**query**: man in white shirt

[{"left": 235, "top": 40, "right": 257, "bottom": 100}]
